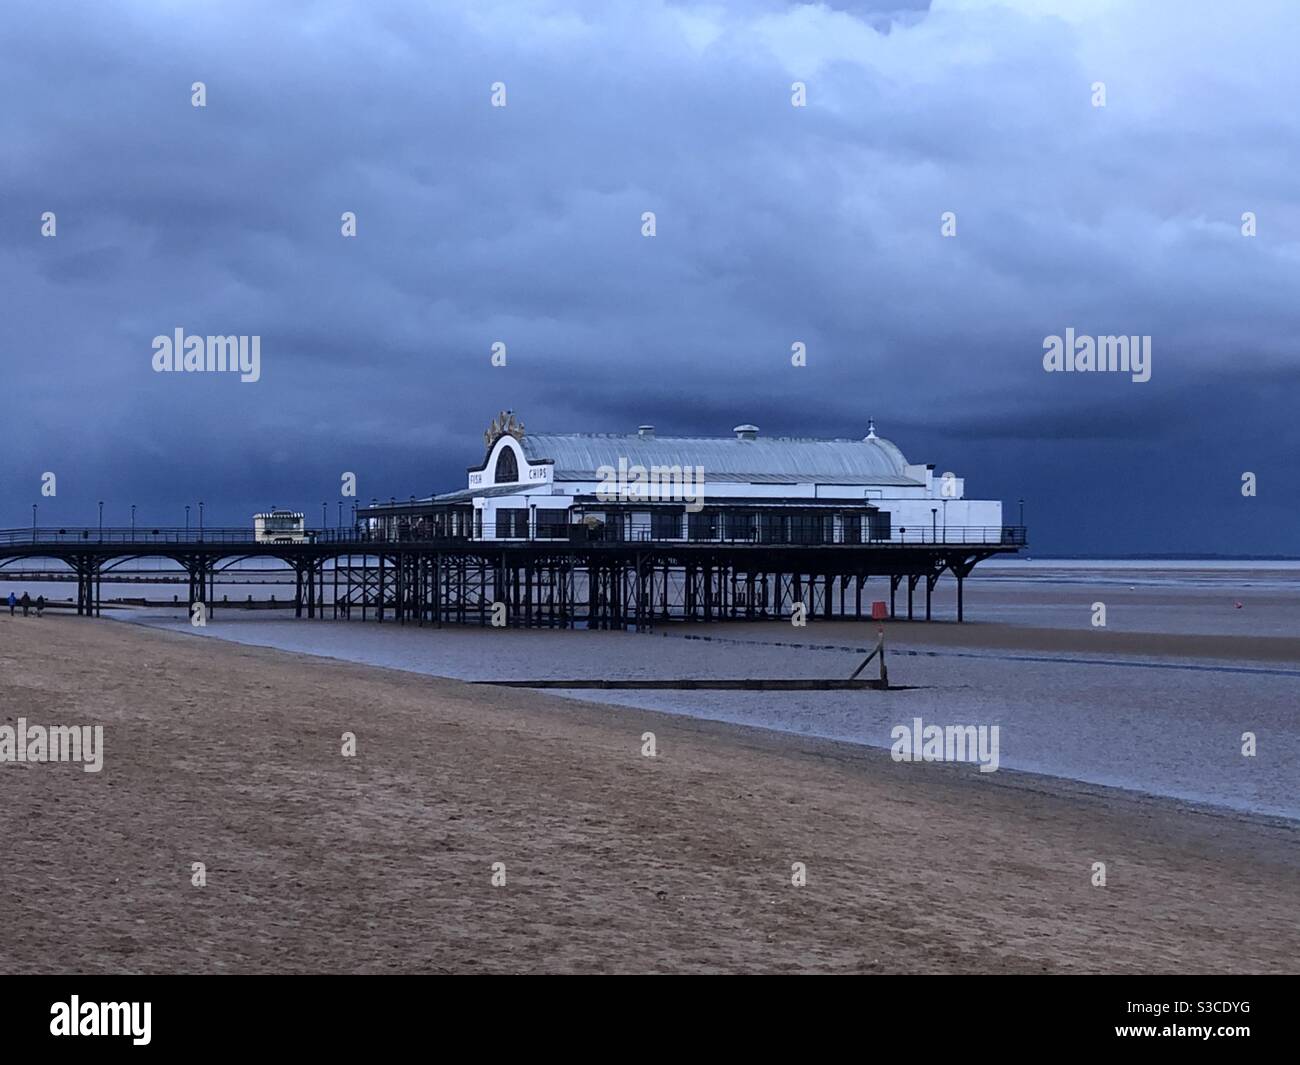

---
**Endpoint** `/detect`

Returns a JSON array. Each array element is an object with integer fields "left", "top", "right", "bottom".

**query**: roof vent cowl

[
  {"left": 637, "top": 424, "right": 655, "bottom": 439},
  {"left": 733, "top": 424, "right": 759, "bottom": 441}
]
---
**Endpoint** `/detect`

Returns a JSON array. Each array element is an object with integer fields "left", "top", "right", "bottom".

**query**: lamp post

[
  {"left": 32, "top": 503, "right": 37, "bottom": 542},
  {"left": 198, "top": 501, "right": 205, "bottom": 540},
  {"left": 337, "top": 500, "right": 342, "bottom": 533},
  {"left": 930, "top": 507, "right": 937, "bottom": 543},
  {"left": 1019, "top": 498, "right": 1025, "bottom": 528},
  {"left": 185, "top": 505, "right": 190, "bottom": 536},
  {"left": 322, "top": 502, "right": 328, "bottom": 536},
  {"left": 98, "top": 501, "right": 103, "bottom": 541},
  {"left": 131, "top": 504, "right": 136, "bottom": 541}
]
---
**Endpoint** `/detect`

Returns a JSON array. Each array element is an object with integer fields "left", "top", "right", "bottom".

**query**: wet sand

[
  {"left": 0, "top": 614, "right": 1296, "bottom": 974},
  {"left": 691, "top": 618, "right": 1300, "bottom": 664}
]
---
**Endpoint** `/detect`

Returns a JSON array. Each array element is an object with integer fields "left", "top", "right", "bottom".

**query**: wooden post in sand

[{"left": 848, "top": 626, "right": 888, "bottom": 687}]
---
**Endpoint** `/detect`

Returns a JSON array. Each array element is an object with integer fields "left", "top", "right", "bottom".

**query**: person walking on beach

[
  {"left": 36, "top": 595, "right": 45, "bottom": 618},
  {"left": 20, "top": 592, "right": 31, "bottom": 617},
  {"left": 6, "top": 591, "right": 14, "bottom": 616}
]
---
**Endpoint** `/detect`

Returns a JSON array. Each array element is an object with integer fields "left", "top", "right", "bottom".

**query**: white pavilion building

[{"left": 365, "top": 412, "right": 1011, "bottom": 548}]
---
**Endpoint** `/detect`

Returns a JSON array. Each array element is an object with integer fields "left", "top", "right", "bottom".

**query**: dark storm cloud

[{"left": 2, "top": 0, "right": 1298, "bottom": 552}]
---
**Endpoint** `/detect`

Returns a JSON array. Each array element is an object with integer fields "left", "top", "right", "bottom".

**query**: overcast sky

[{"left": 3, "top": 0, "right": 1298, "bottom": 553}]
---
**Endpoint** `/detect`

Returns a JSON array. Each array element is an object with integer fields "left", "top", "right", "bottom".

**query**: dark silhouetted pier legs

[{"left": 23, "top": 542, "right": 1004, "bottom": 626}]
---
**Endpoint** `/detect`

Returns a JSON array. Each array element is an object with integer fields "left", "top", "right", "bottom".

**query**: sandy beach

[{"left": 1, "top": 612, "right": 1296, "bottom": 974}]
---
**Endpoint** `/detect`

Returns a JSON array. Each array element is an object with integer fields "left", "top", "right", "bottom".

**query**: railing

[
  {"left": 0, "top": 527, "right": 370, "bottom": 547},
  {"left": 503, "top": 521, "right": 1025, "bottom": 547},
  {"left": 1, "top": 525, "right": 1027, "bottom": 549},
  {"left": 2, "top": 527, "right": 320, "bottom": 547}
]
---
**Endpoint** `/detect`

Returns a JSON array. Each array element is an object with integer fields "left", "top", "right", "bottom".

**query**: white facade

[{"left": 427, "top": 418, "right": 1006, "bottom": 546}]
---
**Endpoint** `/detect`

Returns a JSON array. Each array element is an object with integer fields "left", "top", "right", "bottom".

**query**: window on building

[
  {"left": 495, "top": 508, "right": 528, "bottom": 538},
  {"left": 494, "top": 448, "right": 519, "bottom": 484},
  {"left": 687, "top": 511, "right": 719, "bottom": 541},
  {"left": 842, "top": 514, "right": 862, "bottom": 544},
  {"left": 651, "top": 508, "right": 683, "bottom": 539},
  {"left": 602, "top": 512, "right": 630, "bottom": 541},
  {"left": 757, "top": 513, "right": 783, "bottom": 544},
  {"left": 535, "top": 511, "right": 569, "bottom": 539},
  {"left": 723, "top": 511, "right": 756, "bottom": 541},
  {"left": 787, "top": 514, "right": 832, "bottom": 545},
  {"left": 869, "top": 511, "right": 892, "bottom": 541}
]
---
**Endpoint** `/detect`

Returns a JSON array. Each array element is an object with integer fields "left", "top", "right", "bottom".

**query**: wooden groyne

[
  {"left": 474, "top": 677, "right": 901, "bottom": 690},
  {"left": 472, "top": 627, "right": 900, "bottom": 690}
]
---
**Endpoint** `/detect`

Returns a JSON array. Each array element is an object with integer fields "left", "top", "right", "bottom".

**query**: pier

[{"left": 0, "top": 523, "right": 1025, "bottom": 626}]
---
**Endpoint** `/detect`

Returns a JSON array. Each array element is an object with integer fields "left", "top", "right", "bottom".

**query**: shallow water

[{"left": 968, "top": 561, "right": 1300, "bottom": 637}]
